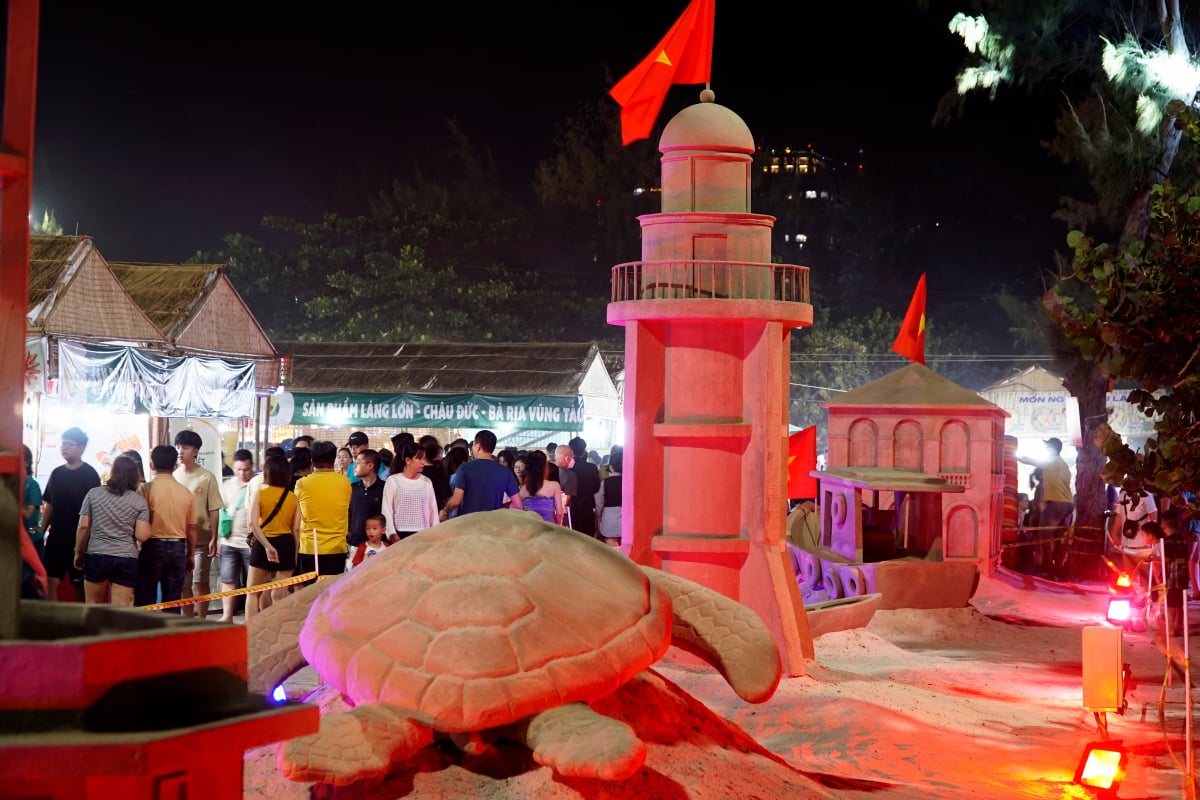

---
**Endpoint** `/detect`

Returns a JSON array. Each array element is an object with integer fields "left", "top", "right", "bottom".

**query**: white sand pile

[{"left": 243, "top": 669, "right": 833, "bottom": 799}]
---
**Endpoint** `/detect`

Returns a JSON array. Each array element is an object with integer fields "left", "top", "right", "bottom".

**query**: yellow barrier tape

[{"left": 141, "top": 570, "right": 323, "bottom": 611}]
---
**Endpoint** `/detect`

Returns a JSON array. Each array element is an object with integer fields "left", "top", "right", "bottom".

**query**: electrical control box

[{"left": 1082, "top": 625, "right": 1125, "bottom": 712}]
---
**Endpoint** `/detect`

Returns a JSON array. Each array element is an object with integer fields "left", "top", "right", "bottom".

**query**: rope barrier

[{"left": 141, "top": 570, "right": 323, "bottom": 611}]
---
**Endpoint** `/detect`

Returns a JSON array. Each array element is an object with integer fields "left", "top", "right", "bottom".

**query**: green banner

[{"left": 276, "top": 391, "right": 585, "bottom": 431}]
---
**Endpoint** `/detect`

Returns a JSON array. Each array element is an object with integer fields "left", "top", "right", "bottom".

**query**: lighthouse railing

[{"left": 610, "top": 260, "right": 810, "bottom": 304}]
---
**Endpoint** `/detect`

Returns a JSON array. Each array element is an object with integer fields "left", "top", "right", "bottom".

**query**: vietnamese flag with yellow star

[
  {"left": 891, "top": 273, "right": 927, "bottom": 365},
  {"left": 609, "top": 0, "right": 715, "bottom": 145},
  {"left": 787, "top": 426, "right": 817, "bottom": 499}
]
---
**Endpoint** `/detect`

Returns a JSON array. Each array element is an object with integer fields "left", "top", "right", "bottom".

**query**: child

[{"left": 351, "top": 514, "right": 390, "bottom": 567}]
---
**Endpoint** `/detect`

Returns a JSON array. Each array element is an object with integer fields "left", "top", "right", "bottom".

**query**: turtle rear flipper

[
  {"left": 278, "top": 704, "right": 434, "bottom": 785},
  {"left": 514, "top": 702, "right": 646, "bottom": 780}
]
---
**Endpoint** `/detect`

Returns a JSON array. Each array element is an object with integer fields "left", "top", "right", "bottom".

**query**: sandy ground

[{"left": 245, "top": 568, "right": 1198, "bottom": 798}]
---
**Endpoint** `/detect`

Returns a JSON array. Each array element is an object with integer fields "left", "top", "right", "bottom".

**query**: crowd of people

[
  {"left": 17, "top": 426, "right": 623, "bottom": 620},
  {"left": 1010, "top": 436, "right": 1200, "bottom": 628}
]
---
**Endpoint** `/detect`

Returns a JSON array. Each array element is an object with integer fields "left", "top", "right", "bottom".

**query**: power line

[{"left": 790, "top": 382, "right": 848, "bottom": 392}]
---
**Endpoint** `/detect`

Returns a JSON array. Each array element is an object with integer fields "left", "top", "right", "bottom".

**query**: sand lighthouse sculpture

[{"left": 608, "top": 92, "right": 815, "bottom": 674}]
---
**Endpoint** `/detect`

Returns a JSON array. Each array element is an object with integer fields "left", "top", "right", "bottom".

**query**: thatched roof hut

[
  {"left": 109, "top": 261, "right": 279, "bottom": 392},
  {"left": 28, "top": 235, "right": 163, "bottom": 344},
  {"left": 109, "top": 261, "right": 276, "bottom": 359}
]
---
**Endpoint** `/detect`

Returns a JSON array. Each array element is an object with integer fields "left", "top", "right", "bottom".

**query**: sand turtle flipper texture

[
  {"left": 247, "top": 578, "right": 335, "bottom": 695},
  {"left": 643, "top": 566, "right": 781, "bottom": 703},
  {"left": 279, "top": 704, "right": 435, "bottom": 785},
  {"left": 510, "top": 701, "right": 646, "bottom": 780}
]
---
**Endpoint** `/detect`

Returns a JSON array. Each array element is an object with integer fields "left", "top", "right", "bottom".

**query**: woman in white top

[{"left": 382, "top": 442, "right": 439, "bottom": 541}]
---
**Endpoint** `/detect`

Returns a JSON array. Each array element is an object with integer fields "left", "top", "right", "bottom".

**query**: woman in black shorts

[
  {"left": 246, "top": 454, "right": 300, "bottom": 619},
  {"left": 73, "top": 456, "right": 150, "bottom": 606}
]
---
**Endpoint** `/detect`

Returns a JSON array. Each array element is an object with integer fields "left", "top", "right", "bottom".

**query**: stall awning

[{"left": 58, "top": 340, "right": 256, "bottom": 418}]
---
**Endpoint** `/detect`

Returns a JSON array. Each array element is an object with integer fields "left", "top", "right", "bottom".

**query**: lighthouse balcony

[{"left": 608, "top": 260, "right": 812, "bottom": 327}]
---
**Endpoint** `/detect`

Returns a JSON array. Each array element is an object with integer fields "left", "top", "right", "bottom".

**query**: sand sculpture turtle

[{"left": 249, "top": 509, "right": 781, "bottom": 784}]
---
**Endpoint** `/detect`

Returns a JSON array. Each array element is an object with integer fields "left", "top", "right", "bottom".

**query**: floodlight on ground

[
  {"left": 1073, "top": 741, "right": 1127, "bottom": 794},
  {"left": 1106, "top": 597, "right": 1132, "bottom": 624}
]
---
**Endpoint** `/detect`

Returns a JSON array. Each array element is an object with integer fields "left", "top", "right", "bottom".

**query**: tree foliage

[
  {"left": 31, "top": 208, "right": 63, "bottom": 236},
  {"left": 1051, "top": 108, "right": 1200, "bottom": 503},
  {"left": 199, "top": 120, "right": 615, "bottom": 345},
  {"left": 939, "top": 0, "right": 1200, "bottom": 563},
  {"left": 533, "top": 98, "right": 660, "bottom": 268}
]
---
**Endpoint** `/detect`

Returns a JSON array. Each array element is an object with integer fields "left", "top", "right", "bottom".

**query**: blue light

[{"left": 271, "top": 685, "right": 287, "bottom": 704}]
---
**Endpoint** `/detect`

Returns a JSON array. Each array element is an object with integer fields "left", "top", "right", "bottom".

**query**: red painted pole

[{"left": 0, "top": 0, "right": 41, "bottom": 638}]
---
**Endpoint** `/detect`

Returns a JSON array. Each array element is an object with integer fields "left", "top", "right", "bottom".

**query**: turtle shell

[{"left": 299, "top": 509, "right": 671, "bottom": 733}]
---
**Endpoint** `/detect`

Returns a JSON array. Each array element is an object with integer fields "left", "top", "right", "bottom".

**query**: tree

[
  {"left": 31, "top": 208, "right": 62, "bottom": 235},
  {"left": 1051, "top": 108, "right": 1200, "bottom": 506},
  {"left": 533, "top": 98, "right": 661, "bottom": 269},
  {"left": 939, "top": 0, "right": 1200, "bottom": 571}
]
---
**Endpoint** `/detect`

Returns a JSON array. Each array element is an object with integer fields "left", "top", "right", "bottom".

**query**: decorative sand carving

[{"left": 249, "top": 510, "right": 783, "bottom": 786}]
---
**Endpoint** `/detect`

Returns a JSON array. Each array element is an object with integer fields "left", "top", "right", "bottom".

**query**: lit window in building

[
  {"left": 797, "top": 234, "right": 808, "bottom": 242},
  {"left": 633, "top": 187, "right": 644, "bottom": 196},
  {"left": 771, "top": 157, "right": 780, "bottom": 165},
  {"left": 819, "top": 190, "right": 829, "bottom": 199},
  {"left": 785, "top": 162, "right": 794, "bottom": 171},
  {"left": 805, "top": 189, "right": 817, "bottom": 199},
  {"left": 786, "top": 194, "right": 793, "bottom": 201},
  {"left": 770, "top": 164, "right": 780, "bottom": 174},
  {"left": 797, "top": 164, "right": 809, "bottom": 174},
  {"left": 784, "top": 234, "right": 790, "bottom": 242}
]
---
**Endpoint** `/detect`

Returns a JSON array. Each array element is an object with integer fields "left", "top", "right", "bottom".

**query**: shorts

[
  {"left": 192, "top": 550, "right": 214, "bottom": 585},
  {"left": 83, "top": 553, "right": 139, "bottom": 588},
  {"left": 43, "top": 531, "right": 82, "bottom": 584},
  {"left": 296, "top": 552, "right": 347, "bottom": 586},
  {"left": 250, "top": 534, "right": 297, "bottom": 571},
  {"left": 219, "top": 544, "right": 252, "bottom": 584}
]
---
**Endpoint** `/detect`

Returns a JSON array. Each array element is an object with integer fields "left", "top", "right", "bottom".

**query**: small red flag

[
  {"left": 609, "top": 0, "right": 715, "bottom": 145},
  {"left": 787, "top": 426, "right": 818, "bottom": 499},
  {"left": 891, "top": 273, "right": 927, "bottom": 365}
]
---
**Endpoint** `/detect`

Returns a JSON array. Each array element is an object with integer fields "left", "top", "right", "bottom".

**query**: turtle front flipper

[
  {"left": 247, "top": 577, "right": 339, "bottom": 694},
  {"left": 278, "top": 704, "right": 434, "bottom": 785},
  {"left": 642, "top": 566, "right": 782, "bottom": 703},
  {"left": 511, "top": 702, "right": 646, "bottom": 780}
]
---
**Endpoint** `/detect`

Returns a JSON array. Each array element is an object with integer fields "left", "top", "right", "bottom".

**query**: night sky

[{"left": 32, "top": 1, "right": 1074, "bottom": 293}]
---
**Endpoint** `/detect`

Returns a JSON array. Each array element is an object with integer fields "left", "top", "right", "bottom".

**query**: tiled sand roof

[{"left": 826, "top": 363, "right": 1002, "bottom": 410}]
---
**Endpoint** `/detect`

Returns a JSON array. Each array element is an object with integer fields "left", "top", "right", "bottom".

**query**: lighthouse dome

[{"left": 660, "top": 100, "right": 754, "bottom": 155}]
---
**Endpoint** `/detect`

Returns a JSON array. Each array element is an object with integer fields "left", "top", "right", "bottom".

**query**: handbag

[{"left": 219, "top": 484, "right": 248, "bottom": 538}]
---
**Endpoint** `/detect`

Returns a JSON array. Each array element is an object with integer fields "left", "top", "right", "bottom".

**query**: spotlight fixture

[
  {"left": 1106, "top": 597, "right": 1132, "bottom": 624},
  {"left": 1073, "top": 741, "right": 1127, "bottom": 794}
]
